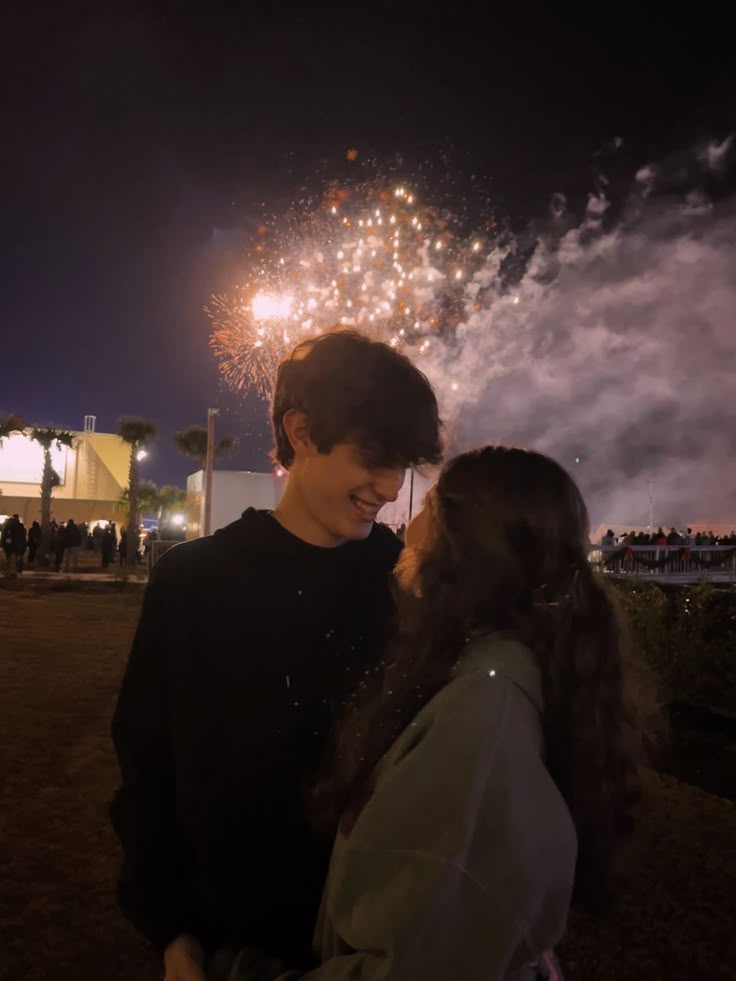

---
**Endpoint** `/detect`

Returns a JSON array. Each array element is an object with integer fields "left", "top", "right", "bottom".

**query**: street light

[
  {"left": 136, "top": 449, "right": 148, "bottom": 461},
  {"left": 203, "top": 408, "right": 219, "bottom": 537}
]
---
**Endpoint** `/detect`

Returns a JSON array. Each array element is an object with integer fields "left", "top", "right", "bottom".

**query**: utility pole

[
  {"left": 203, "top": 408, "right": 218, "bottom": 536},
  {"left": 647, "top": 480, "right": 654, "bottom": 531}
]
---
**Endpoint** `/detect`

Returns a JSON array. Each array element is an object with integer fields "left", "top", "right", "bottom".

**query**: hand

[
  {"left": 164, "top": 934, "right": 206, "bottom": 981},
  {"left": 228, "top": 946, "right": 289, "bottom": 981}
]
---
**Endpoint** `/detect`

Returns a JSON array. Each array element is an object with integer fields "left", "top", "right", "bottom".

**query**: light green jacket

[{"left": 238, "top": 635, "right": 577, "bottom": 981}]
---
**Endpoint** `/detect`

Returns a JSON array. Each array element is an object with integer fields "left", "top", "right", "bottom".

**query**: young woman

[{"left": 227, "top": 446, "right": 640, "bottom": 981}]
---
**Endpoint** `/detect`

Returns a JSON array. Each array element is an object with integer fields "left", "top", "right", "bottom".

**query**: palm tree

[
  {"left": 174, "top": 425, "right": 237, "bottom": 471},
  {"left": 158, "top": 484, "right": 187, "bottom": 525},
  {"left": 119, "top": 480, "right": 160, "bottom": 518},
  {"left": 118, "top": 418, "right": 157, "bottom": 570},
  {"left": 119, "top": 481, "right": 186, "bottom": 527},
  {"left": 30, "top": 427, "right": 76, "bottom": 567},
  {"left": 0, "top": 413, "right": 24, "bottom": 444}
]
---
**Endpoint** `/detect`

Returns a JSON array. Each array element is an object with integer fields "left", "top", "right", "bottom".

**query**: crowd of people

[
  {"left": 601, "top": 527, "right": 736, "bottom": 547},
  {"left": 1, "top": 515, "right": 137, "bottom": 576},
  {"left": 1, "top": 512, "right": 189, "bottom": 577},
  {"left": 111, "top": 331, "right": 642, "bottom": 981}
]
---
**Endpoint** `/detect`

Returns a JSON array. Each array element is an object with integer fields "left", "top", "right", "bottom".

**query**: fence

[
  {"left": 148, "top": 537, "right": 735, "bottom": 581},
  {"left": 588, "top": 544, "right": 736, "bottom": 582}
]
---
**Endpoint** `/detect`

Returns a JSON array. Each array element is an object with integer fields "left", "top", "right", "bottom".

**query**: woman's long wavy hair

[{"left": 315, "top": 446, "right": 641, "bottom": 911}]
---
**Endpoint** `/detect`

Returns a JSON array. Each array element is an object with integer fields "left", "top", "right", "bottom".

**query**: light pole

[
  {"left": 647, "top": 480, "right": 654, "bottom": 532},
  {"left": 203, "top": 408, "right": 218, "bottom": 537}
]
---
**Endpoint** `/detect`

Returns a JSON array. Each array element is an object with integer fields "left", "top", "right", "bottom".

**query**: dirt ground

[{"left": 1, "top": 584, "right": 734, "bottom": 981}]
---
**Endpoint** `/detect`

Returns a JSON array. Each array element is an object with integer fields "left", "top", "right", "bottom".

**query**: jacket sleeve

[{"left": 110, "top": 560, "right": 194, "bottom": 953}]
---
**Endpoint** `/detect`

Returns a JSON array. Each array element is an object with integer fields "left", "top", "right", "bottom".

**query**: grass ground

[{"left": 0, "top": 585, "right": 734, "bottom": 981}]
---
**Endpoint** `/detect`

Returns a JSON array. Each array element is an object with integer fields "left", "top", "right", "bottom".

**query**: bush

[{"left": 610, "top": 579, "right": 736, "bottom": 716}]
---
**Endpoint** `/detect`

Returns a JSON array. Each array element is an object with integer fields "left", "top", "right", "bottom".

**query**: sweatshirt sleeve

[
  {"left": 265, "top": 850, "right": 528, "bottom": 981},
  {"left": 110, "top": 559, "right": 194, "bottom": 952},
  {"left": 256, "top": 670, "right": 572, "bottom": 981}
]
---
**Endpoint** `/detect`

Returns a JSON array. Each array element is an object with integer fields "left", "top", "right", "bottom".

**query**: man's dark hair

[{"left": 272, "top": 329, "right": 442, "bottom": 469}]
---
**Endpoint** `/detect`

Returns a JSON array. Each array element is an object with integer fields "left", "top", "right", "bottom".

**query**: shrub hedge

[{"left": 610, "top": 579, "right": 736, "bottom": 716}]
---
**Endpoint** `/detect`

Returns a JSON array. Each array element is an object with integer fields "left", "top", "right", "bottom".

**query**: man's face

[{"left": 295, "top": 441, "right": 406, "bottom": 546}]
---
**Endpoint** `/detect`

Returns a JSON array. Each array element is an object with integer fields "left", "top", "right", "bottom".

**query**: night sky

[{"left": 3, "top": 3, "right": 735, "bottom": 489}]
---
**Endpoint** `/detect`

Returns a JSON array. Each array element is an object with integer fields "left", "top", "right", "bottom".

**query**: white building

[{"left": 186, "top": 470, "right": 285, "bottom": 537}]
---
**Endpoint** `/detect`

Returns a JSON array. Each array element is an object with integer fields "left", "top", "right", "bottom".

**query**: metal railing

[
  {"left": 588, "top": 544, "right": 736, "bottom": 582},
  {"left": 145, "top": 538, "right": 734, "bottom": 581}
]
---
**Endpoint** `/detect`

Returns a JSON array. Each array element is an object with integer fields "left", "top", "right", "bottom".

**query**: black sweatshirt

[{"left": 110, "top": 509, "right": 401, "bottom": 965}]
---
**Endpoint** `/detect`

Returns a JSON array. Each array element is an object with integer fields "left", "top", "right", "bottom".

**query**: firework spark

[
  {"left": 207, "top": 182, "right": 490, "bottom": 398},
  {"left": 208, "top": 294, "right": 283, "bottom": 399}
]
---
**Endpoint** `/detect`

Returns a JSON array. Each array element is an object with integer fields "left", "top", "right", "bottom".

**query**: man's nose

[{"left": 374, "top": 467, "right": 406, "bottom": 504}]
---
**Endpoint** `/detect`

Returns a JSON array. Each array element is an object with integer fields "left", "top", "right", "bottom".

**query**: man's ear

[{"left": 281, "top": 410, "right": 315, "bottom": 458}]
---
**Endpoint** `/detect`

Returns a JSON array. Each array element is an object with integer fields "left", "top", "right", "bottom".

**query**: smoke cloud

[{"left": 423, "top": 144, "right": 736, "bottom": 528}]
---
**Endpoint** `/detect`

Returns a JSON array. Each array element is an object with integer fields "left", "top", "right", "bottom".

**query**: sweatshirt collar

[{"left": 457, "top": 633, "right": 544, "bottom": 714}]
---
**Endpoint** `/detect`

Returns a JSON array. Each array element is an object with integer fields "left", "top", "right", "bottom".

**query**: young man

[{"left": 110, "top": 330, "right": 441, "bottom": 981}]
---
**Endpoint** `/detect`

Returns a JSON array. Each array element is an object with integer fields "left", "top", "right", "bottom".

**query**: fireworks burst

[
  {"left": 207, "top": 181, "right": 492, "bottom": 398},
  {"left": 208, "top": 294, "right": 283, "bottom": 399}
]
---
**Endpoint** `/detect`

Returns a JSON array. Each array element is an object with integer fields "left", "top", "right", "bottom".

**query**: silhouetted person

[
  {"left": 3, "top": 514, "right": 27, "bottom": 576},
  {"left": 27, "top": 521, "right": 41, "bottom": 565},
  {"left": 47, "top": 520, "right": 58, "bottom": 567},
  {"left": 118, "top": 528, "right": 128, "bottom": 565},
  {"left": 93, "top": 523, "right": 104, "bottom": 553},
  {"left": 2, "top": 518, "right": 14, "bottom": 571},
  {"left": 64, "top": 519, "right": 83, "bottom": 572},
  {"left": 101, "top": 526, "right": 116, "bottom": 568},
  {"left": 144, "top": 529, "right": 159, "bottom": 558},
  {"left": 55, "top": 522, "right": 67, "bottom": 572},
  {"left": 666, "top": 527, "right": 682, "bottom": 547},
  {"left": 78, "top": 521, "right": 90, "bottom": 551}
]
